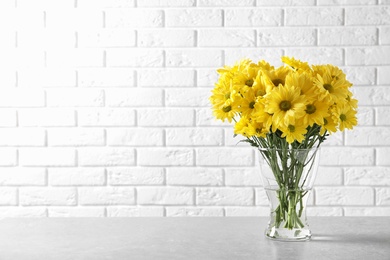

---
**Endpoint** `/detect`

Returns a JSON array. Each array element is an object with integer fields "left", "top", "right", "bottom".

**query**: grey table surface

[{"left": 0, "top": 217, "right": 389, "bottom": 260}]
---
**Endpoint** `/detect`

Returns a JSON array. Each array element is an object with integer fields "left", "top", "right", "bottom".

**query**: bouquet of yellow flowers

[{"left": 210, "top": 56, "right": 358, "bottom": 235}]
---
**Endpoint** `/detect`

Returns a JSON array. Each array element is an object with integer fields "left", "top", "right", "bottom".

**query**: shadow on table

[{"left": 312, "top": 234, "right": 390, "bottom": 245}]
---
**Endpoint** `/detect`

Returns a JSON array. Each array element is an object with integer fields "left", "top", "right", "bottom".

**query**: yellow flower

[
  {"left": 247, "top": 120, "right": 269, "bottom": 138},
  {"left": 333, "top": 104, "right": 358, "bottom": 131},
  {"left": 265, "top": 84, "right": 306, "bottom": 128},
  {"left": 234, "top": 116, "right": 251, "bottom": 137},
  {"left": 252, "top": 98, "right": 273, "bottom": 131},
  {"left": 210, "top": 75, "right": 234, "bottom": 108},
  {"left": 302, "top": 99, "right": 329, "bottom": 127},
  {"left": 261, "top": 65, "right": 290, "bottom": 89},
  {"left": 282, "top": 56, "right": 311, "bottom": 72},
  {"left": 320, "top": 113, "right": 338, "bottom": 135},
  {"left": 285, "top": 71, "right": 318, "bottom": 101},
  {"left": 212, "top": 99, "right": 237, "bottom": 123},
  {"left": 237, "top": 88, "right": 257, "bottom": 117},
  {"left": 280, "top": 119, "right": 308, "bottom": 144},
  {"left": 233, "top": 61, "right": 259, "bottom": 92}
]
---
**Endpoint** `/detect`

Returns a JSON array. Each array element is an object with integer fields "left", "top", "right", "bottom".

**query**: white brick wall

[{"left": 0, "top": 0, "right": 388, "bottom": 217}]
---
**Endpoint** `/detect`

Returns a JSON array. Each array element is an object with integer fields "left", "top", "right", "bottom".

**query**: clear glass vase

[{"left": 258, "top": 147, "right": 320, "bottom": 241}]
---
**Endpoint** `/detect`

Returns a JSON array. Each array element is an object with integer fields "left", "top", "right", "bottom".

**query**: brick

[
  {"left": 346, "top": 6, "right": 390, "bottom": 25},
  {"left": 224, "top": 49, "right": 283, "bottom": 67},
  {"left": 225, "top": 207, "right": 268, "bottom": 216},
  {"left": 320, "top": 147, "right": 374, "bottom": 166},
  {"left": 78, "top": 68, "right": 135, "bottom": 87},
  {"left": 0, "top": 207, "right": 46, "bottom": 218},
  {"left": 307, "top": 207, "right": 343, "bottom": 216},
  {"left": 318, "top": 0, "right": 376, "bottom": 4},
  {"left": 107, "top": 128, "right": 164, "bottom": 146},
  {"left": 107, "top": 207, "right": 164, "bottom": 217},
  {"left": 47, "top": 49, "right": 104, "bottom": 67},
  {"left": 345, "top": 207, "right": 390, "bottom": 216},
  {"left": 0, "top": 69, "right": 16, "bottom": 87},
  {"left": 138, "top": 108, "right": 194, "bottom": 127},
  {"left": 17, "top": 0, "right": 75, "bottom": 8},
  {"left": 18, "top": 29, "right": 75, "bottom": 49},
  {"left": 78, "top": 29, "right": 136, "bottom": 47},
  {"left": 353, "top": 87, "right": 390, "bottom": 106},
  {"left": 105, "top": 9, "right": 163, "bottom": 28},
  {"left": 78, "top": 148, "right": 135, "bottom": 166},
  {"left": 0, "top": 168, "right": 46, "bottom": 185},
  {"left": 18, "top": 69, "right": 76, "bottom": 88},
  {"left": 47, "top": 89, "right": 104, "bottom": 107},
  {"left": 315, "top": 187, "right": 374, "bottom": 205},
  {"left": 346, "top": 127, "right": 390, "bottom": 146},
  {"left": 138, "top": 29, "right": 195, "bottom": 47},
  {"left": 166, "top": 50, "right": 223, "bottom": 67},
  {"left": 345, "top": 167, "right": 390, "bottom": 186},
  {"left": 0, "top": 188, "right": 17, "bottom": 205},
  {"left": 0, "top": 49, "right": 44, "bottom": 68},
  {"left": 137, "top": 0, "right": 195, "bottom": 7},
  {"left": 78, "top": 108, "right": 135, "bottom": 126},
  {"left": 48, "top": 168, "right": 105, "bottom": 186},
  {"left": 79, "top": 187, "right": 135, "bottom": 205},
  {"left": 0, "top": 10, "right": 43, "bottom": 30},
  {"left": 48, "top": 128, "right": 104, "bottom": 146},
  {"left": 195, "top": 108, "right": 231, "bottom": 127},
  {"left": 166, "top": 207, "right": 223, "bottom": 217},
  {"left": 138, "top": 69, "right": 195, "bottom": 87},
  {"left": 380, "top": 27, "right": 390, "bottom": 44},
  {"left": 255, "top": 188, "right": 269, "bottom": 205},
  {"left": 0, "top": 0, "right": 15, "bottom": 8},
  {"left": 0, "top": 30, "right": 14, "bottom": 48},
  {"left": 166, "top": 128, "right": 223, "bottom": 146},
  {"left": 355, "top": 107, "right": 374, "bottom": 126},
  {"left": 0, "top": 128, "right": 45, "bottom": 146},
  {"left": 106, "top": 88, "right": 163, "bottom": 107},
  {"left": 377, "top": 148, "right": 390, "bottom": 166},
  {"left": 197, "top": 148, "right": 254, "bottom": 166},
  {"left": 286, "top": 7, "right": 343, "bottom": 26},
  {"left": 378, "top": 66, "right": 390, "bottom": 85},
  {"left": 46, "top": 10, "right": 103, "bottom": 29},
  {"left": 108, "top": 167, "right": 164, "bottom": 185},
  {"left": 346, "top": 47, "right": 390, "bottom": 65},
  {"left": 284, "top": 48, "right": 344, "bottom": 66},
  {"left": 257, "top": 0, "right": 315, "bottom": 5},
  {"left": 166, "top": 9, "right": 222, "bottom": 27},
  {"left": 0, "top": 109, "right": 16, "bottom": 127},
  {"left": 198, "top": 29, "right": 256, "bottom": 47},
  {"left": 48, "top": 207, "right": 105, "bottom": 217},
  {"left": 258, "top": 28, "right": 316, "bottom": 46},
  {"left": 20, "top": 187, "right": 76, "bottom": 206},
  {"left": 166, "top": 88, "right": 212, "bottom": 107},
  {"left": 0, "top": 149, "right": 17, "bottom": 166},
  {"left": 319, "top": 27, "right": 377, "bottom": 46},
  {"left": 197, "top": 188, "right": 254, "bottom": 206},
  {"left": 77, "top": 0, "right": 135, "bottom": 8},
  {"left": 315, "top": 167, "right": 343, "bottom": 186},
  {"left": 200, "top": 0, "right": 254, "bottom": 6},
  {"left": 225, "top": 9, "right": 282, "bottom": 27},
  {"left": 225, "top": 168, "right": 261, "bottom": 186},
  {"left": 197, "top": 69, "right": 219, "bottom": 87},
  {"left": 138, "top": 187, "right": 194, "bottom": 205},
  {"left": 19, "top": 108, "right": 75, "bottom": 126},
  {"left": 342, "top": 67, "right": 375, "bottom": 86},
  {"left": 376, "top": 107, "right": 390, "bottom": 125},
  {"left": 0, "top": 89, "right": 44, "bottom": 107},
  {"left": 19, "top": 148, "right": 76, "bottom": 166},
  {"left": 106, "top": 49, "right": 163, "bottom": 67},
  {"left": 138, "top": 148, "right": 194, "bottom": 166},
  {"left": 166, "top": 168, "right": 223, "bottom": 186}
]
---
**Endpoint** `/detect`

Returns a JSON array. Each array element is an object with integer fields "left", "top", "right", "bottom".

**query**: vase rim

[{"left": 257, "top": 147, "right": 320, "bottom": 152}]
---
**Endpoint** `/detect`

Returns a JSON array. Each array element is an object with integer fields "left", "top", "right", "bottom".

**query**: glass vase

[{"left": 258, "top": 147, "right": 320, "bottom": 241}]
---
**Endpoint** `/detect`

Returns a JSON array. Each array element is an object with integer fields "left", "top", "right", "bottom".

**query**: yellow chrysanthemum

[
  {"left": 285, "top": 71, "right": 318, "bottom": 101},
  {"left": 252, "top": 98, "right": 273, "bottom": 131},
  {"left": 247, "top": 120, "right": 269, "bottom": 138},
  {"left": 320, "top": 113, "right": 338, "bottom": 135},
  {"left": 233, "top": 60, "right": 259, "bottom": 92},
  {"left": 212, "top": 99, "right": 237, "bottom": 123},
  {"left": 280, "top": 119, "right": 308, "bottom": 144},
  {"left": 265, "top": 84, "right": 306, "bottom": 128},
  {"left": 234, "top": 116, "right": 251, "bottom": 137},
  {"left": 282, "top": 56, "right": 311, "bottom": 72},
  {"left": 252, "top": 71, "right": 271, "bottom": 98},
  {"left": 333, "top": 104, "right": 358, "bottom": 131},
  {"left": 261, "top": 65, "right": 290, "bottom": 89},
  {"left": 210, "top": 75, "right": 234, "bottom": 108},
  {"left": 237, "top": 88, "right": 257, "bottom": 117},
  {"left": 302, "top": 99, "right": 329, "bottom": 127}
]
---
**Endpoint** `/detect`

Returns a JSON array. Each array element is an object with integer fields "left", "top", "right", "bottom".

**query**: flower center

[
  {"left": 323, "top": 83, "right": 334, "bottom": 93},
  {"left": 279, "top": 100, "right": 291, "bottom": 111},
  {"left": 222, "top": 105, "right": 231, "bottom": 113},
  {"left": 245, "top": 79, "right": 254, "bottom": 87},
  {"left": 288, "top": 125, "right": 295, "bottom": 132},
  {"left": 305, "top": 104, "right": 316, "bottom": 114},
  {"left": 249, "top": 101, "right": 255, "bottom": 109},
  {"left": 224, "top": 92, "right": 230, "bottom": 99},
  {"left": 256, "top": 89, "right": 266, "bottom": 97},
  {"left": 324, "top": 118, "right": 328, "bottom": 125},
  {"left": 340, "top": 114, "right": 347, "bottom": 121},
  {"left": 272, "top": 78, "right": 283, "bottom": 86}
]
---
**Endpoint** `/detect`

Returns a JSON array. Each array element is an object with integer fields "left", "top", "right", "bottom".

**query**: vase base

[{"left": 265, "top": 227, "right": 312, "bottom": 242}]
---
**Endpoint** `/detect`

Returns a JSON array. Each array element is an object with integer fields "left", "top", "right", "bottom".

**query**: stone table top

[{"left": 0, "top": 217, "right": 389, "bottom": 259}]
